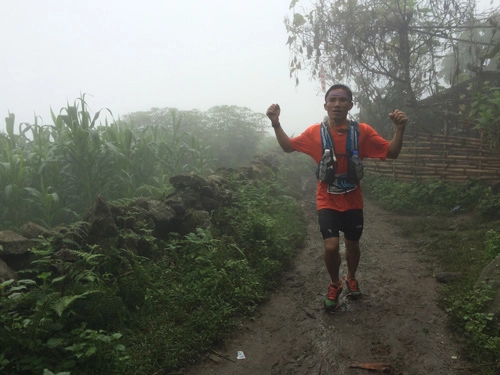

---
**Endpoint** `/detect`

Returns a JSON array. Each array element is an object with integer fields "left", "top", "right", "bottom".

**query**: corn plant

[
  {"left": 49, "top": 96, "right": 117, "bottom": 212},
  {"left": 102, "top": 120, "right": 167, "bottom": 197},
  {"left": 186, "top": 133, "right": 213, "bottom": 176},
  {"left": 104, "top": 109, "right": 215, "bottom": 195},
  {"left": 0, "top": 97, "right": 265, "bottom": 232},
  {"left": 23, "top": 179, "right": 76, "bottom": 228},
  {"left": 0, "top": 145, "right": 33, "bottom": 227}
]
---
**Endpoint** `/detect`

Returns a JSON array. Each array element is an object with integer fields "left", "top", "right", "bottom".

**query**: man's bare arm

[
  {"left": 386, "top": 109, "right": 408, "bottom": 159},
  {"left": 266, "top": 103, "right": 294, "bottom": 153}
]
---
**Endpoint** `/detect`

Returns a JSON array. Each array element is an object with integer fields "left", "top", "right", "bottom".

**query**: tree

[
  {"left": 285, "top": 0, "right": 495, "bottom": 133},
  {"left": 470, "top": 84, "right": 500, "bottom": 149},
  {"left": 439, "top": 13, "right": 500, "bottom": 85},
  {"left": 124, "top": 105, "right": 267, "bottom": 170},
  {"left": 203, "top": 105, "right": 267, "bottom": 169}
]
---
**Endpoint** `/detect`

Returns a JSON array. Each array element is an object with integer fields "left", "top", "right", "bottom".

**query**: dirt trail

[{"left": 181, "top": 192, "right": 469, "bottom": 375}]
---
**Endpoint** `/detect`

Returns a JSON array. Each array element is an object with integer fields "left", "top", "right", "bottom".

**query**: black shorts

[{"left": 317, "top": 208, "right": 364, "bottom": 241}]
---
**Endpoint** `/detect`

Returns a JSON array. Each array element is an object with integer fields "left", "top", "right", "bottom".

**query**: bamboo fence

[{"left": 363, "top": 132, "right": 500, "bottom": 184}]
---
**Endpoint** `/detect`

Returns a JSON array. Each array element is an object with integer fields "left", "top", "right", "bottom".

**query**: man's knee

[{"left": 324, "top": 238, "right": 340, "bottom": 254}]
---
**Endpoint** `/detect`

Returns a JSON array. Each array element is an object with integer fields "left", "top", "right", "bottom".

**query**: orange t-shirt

[{"left": 290, "top": 122, "right": 390, "bottom": 211}]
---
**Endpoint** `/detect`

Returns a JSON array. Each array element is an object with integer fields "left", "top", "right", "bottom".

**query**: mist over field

[{"left": 0, "top": 0, "right": 324, "bottom": 136}]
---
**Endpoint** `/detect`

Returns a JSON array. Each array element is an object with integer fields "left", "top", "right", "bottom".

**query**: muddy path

[{"left": 180, "top": 192, "right": 469, "bottom": 375}]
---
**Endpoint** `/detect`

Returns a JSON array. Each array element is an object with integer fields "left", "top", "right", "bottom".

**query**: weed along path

[{"left": 181, "top": 192, "right": 468, "bottom": 375}]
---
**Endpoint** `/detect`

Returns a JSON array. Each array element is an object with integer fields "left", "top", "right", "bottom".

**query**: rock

[
  {"left": 167, "top": 189, "right": 203, "bottom": 211},
  {"left": 214, "top": 167, "right": 239, "bottom": 178},
  {"left": 170, "top": 174, "right": 207, "bottom": 191},
  {"left": 164, "top": 193, "right": 187, "bottom": 216},
  {"left": 200, "top": 196, "right": 222, "bottom": 211},
  {"left": 178, "top": 209, "right": 211, "bottom": 235},
  {"left": 0, "top": 230, "right": 33, "bottom": 255},
  {"left": 111, "top": 203, "right": 156, "bottom": 233},
  {"left": 239, "top": 154, "right": 279, "bottom": 180},
  {"left": 0, "top": 258, "right": 17, "bottom": 281},
  {"left": 20, "top": 222, "right": 49, "bottom": 239},
  {"left": 0, "top": 156, "right": 274, "bottom": 274},
  {"left": 146, "top": 200, "right": 179, "bottom": 236},
  {"left": 82, "top": 195, "right": 119, "bottom": 241},
  {"left": 435, "top": 272, "right": 462, "bottom": 283},
  {"left": 146, "top": 200, "right": 177, "bottom": 226},
  {"left": 120, "top": 229, "right": 140, "bottom": 255}
]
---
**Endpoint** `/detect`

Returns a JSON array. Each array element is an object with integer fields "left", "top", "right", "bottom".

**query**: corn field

[{"left": 0, "top": 97, "right": 266, "bottom": 230}]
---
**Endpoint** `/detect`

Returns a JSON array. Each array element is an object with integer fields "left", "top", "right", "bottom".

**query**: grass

[{"left": 363, "top": 173, "right": 500, "bottom": 374}]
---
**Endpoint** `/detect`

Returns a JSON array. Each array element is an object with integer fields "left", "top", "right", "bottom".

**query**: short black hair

[{"left": 324, "top": 84, "right": 353, "bottom": 103}]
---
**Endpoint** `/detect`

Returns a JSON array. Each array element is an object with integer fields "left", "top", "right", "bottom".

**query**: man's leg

[
  {"left": 324, "top": 237, "right": 341, "bottom": 285},
  {"left": 318, "top": 208, "right": 345, "bottom": 311},
  {"left": 344, "top": 238, "right": 362, "bottom": 298},
  {"left": 323, "top": 236, "right": 343, "bottom": 311},
  {"left": 344, "top": 239, "right": 360, "bottom": 280}
]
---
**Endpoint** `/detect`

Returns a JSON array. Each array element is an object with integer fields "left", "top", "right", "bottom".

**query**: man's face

[{"left": 324, "top": 89, "right": 353, "bottom": 122}]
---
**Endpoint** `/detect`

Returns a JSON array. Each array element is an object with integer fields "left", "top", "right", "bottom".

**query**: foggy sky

[{"left": 0, "top": 0, "right": 326, "bottom": 136}]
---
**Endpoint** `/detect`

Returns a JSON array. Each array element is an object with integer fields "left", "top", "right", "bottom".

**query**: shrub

[{"left": 362, "top": 173, "right": 488, "bottom": 215}]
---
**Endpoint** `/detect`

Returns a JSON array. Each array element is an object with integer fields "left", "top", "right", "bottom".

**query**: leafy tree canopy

[
  {"left": 439, "top": 13, "right": 500, "bottom": 85},
  {"left": 285, "top": 0, "right": 499, "bottom": 131}
]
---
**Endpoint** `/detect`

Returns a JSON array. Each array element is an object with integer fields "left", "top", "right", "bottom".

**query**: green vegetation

[
  {"left": 124, "top": 177, "right": 306, "bottom": 374},
  {"left": 0, "top": 174, "right": 306, "bottom": 374},
  {"left": 363, "top": 173, "right": 500, "bottom": 374},
  {"left": 362, "top": 173, "right": 490, "bottom": 215},
  {"left": 0, "top": 98, "right": 266, "bottom": 230},
  {"left": 0, "top": 98, "right": 307, "bottom": 374},
  {"left": 2, "top": 88, "right": 499, "bottom": 373},
  {"left": 471, "top": 84, "right": 500, "bottom": 149}
]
